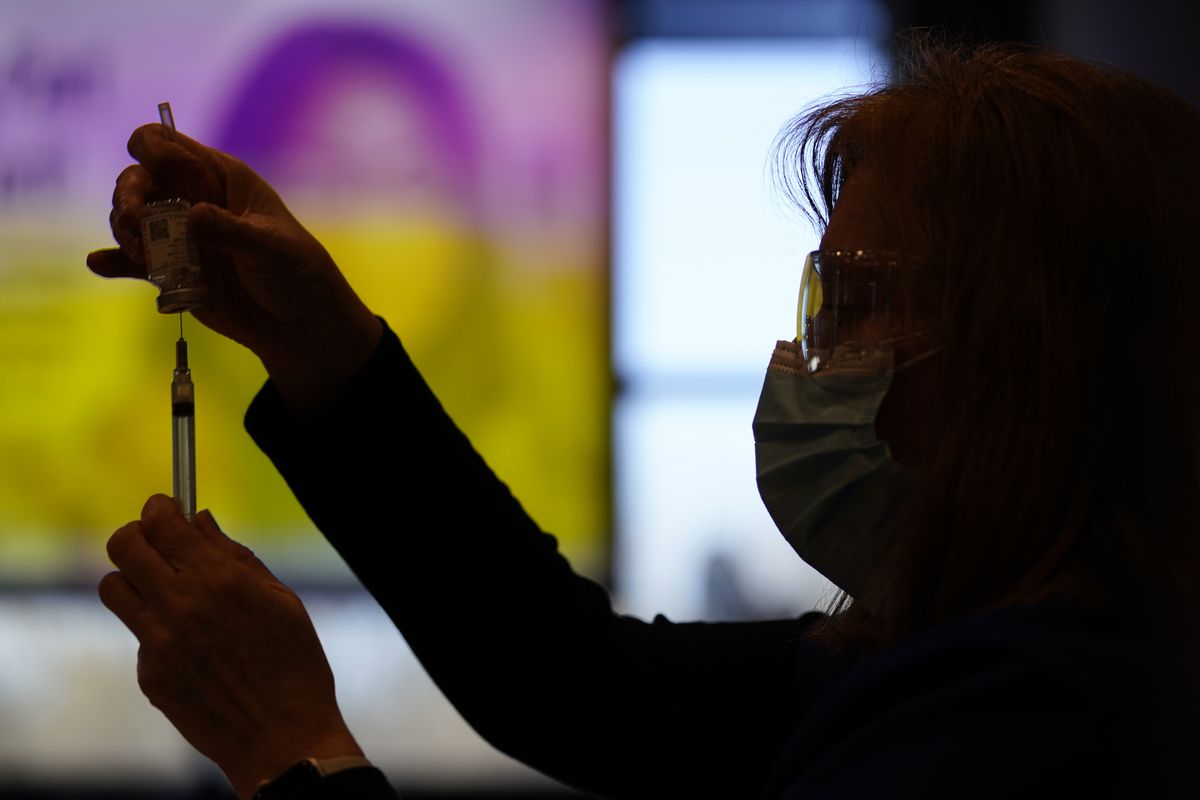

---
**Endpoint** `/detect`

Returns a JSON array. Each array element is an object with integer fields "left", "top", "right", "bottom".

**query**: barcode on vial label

[{"left": 148, "top": 218, "right": 169, "bottom": 242}]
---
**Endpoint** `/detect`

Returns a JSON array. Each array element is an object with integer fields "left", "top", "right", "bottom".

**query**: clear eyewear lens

[{"left": 797, "top": 250, "right": 940, "bottom": 373}]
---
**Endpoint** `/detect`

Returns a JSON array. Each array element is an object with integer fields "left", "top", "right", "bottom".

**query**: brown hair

[{"left": 774, "top": 33, "right": 1200, "bottom": 654}]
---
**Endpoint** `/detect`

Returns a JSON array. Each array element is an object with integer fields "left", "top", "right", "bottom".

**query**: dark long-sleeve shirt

[{"left": 246, "top": 320, "right": 1197, "bottom": 799}]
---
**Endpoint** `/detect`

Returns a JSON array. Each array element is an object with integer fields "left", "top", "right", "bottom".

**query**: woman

[{"left": 89, "top": 37, "right": 1200, "bottom": 798}]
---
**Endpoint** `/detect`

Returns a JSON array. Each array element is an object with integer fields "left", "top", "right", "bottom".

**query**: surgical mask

[{"left": 752, "top": 339, "right": 940, "bottom": 600}]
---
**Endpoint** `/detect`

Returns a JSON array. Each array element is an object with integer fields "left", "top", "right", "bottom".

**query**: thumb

[
  {"left": 87, "top": 248, "right": 147, "bottom": 280},
  {"left": 192, "top": 508, "right": 226, "bottom": 545},
  {"left": 189, "top": 203, "right": 279, "bottom": 257},
  {"left": 194, "top": 509, "right": 262, "bottom": 564},
  {"left": 139, "top": 494, "right": 203, "bottom": 567}
]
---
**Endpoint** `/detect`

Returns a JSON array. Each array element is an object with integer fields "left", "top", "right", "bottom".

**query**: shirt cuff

[{"left": 244, "top": 317, "right": 417, "bottom": 459}]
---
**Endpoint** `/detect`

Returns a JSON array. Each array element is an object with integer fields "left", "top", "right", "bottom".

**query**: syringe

[
  {"left": 155, "top": 100, "right": 197, "bottom": 522},
  {"left": 171, "top": 330, "right": 196, "bottom": 522}
]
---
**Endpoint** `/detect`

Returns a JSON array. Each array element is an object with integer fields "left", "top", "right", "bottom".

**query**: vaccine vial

[{"left": 140, "top": 198, "right": 206, "bottom": 313}]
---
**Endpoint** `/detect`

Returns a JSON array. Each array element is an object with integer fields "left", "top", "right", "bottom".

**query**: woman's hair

[{"left": 774, "top": 32, "right": 1200, "bottom": 653}]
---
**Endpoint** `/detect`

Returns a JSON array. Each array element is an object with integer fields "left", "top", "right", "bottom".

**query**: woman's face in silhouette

[{"left": 821, "top": 169, "right": 945, "bottom": 471}]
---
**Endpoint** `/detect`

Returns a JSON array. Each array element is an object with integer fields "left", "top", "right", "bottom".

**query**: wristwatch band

[{"left": 253, "top": 755, "right": 374, "bottom": 799}]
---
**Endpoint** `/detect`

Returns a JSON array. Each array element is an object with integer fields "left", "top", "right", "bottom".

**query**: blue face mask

[{"left": 752, "top": 339, "right": 936, "bottom": 601}]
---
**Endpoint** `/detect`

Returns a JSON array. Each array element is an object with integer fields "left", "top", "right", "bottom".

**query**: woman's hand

[
  {"left": 98, "top": 495, "right": 363, "bottom": 799},
  {"left": 87, "top": 124, "right": 381, "bottom": 415}
]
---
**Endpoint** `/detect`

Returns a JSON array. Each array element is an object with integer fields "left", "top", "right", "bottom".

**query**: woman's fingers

[
  {"left": 139, "top": 494, "right": 221, "bottom": 572},
  {"left": 189, "top": 203, "right": 280, "bottom": 257},
  {"left": 97, "top": 570, "right": 155, "bottom": 640},
  {"left": 126, "top": 124, "right": 224, "bottom": 203},
  {"left": 111, "top": 163, "right": 156, "bottom": 261},
  {"left": 106, "top": 520, "right": 177, "bottom": 603}
]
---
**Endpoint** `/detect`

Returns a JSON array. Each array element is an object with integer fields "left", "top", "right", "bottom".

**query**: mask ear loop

[{"left": 894, "top": 345, "right": 945, "bottom": 373}]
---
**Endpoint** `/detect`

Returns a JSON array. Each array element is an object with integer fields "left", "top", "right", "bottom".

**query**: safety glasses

[{"left": 798, "top": 250, "right": 942, "bottom": 373}]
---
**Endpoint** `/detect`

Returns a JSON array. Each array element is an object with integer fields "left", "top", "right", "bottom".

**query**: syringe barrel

[
  {"left": 173, "top": 408, "right": 196, "bottom": 522},
  {"left": 171, "top": 334, "right": 195, "bottom": 521}
]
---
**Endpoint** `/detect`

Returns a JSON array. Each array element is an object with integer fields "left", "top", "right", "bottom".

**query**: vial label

[{"left": 141, "top": 202, "right": 203, "bottom": 291}]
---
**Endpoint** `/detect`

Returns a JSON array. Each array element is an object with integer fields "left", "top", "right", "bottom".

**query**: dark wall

[
  {"left": 1042, "top": 0, "right": 1200, "bottom": 109},
  {"left": 886, "top": 0, "right": 1036, "bottom": 44},
  {"left": 890, "top": 0, "right": 1200, "bottom": 108}
]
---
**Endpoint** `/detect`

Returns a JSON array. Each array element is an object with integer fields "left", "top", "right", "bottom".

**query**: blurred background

[{"left": 0, "top": 0, "right": 1196, "bottom": 797}]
